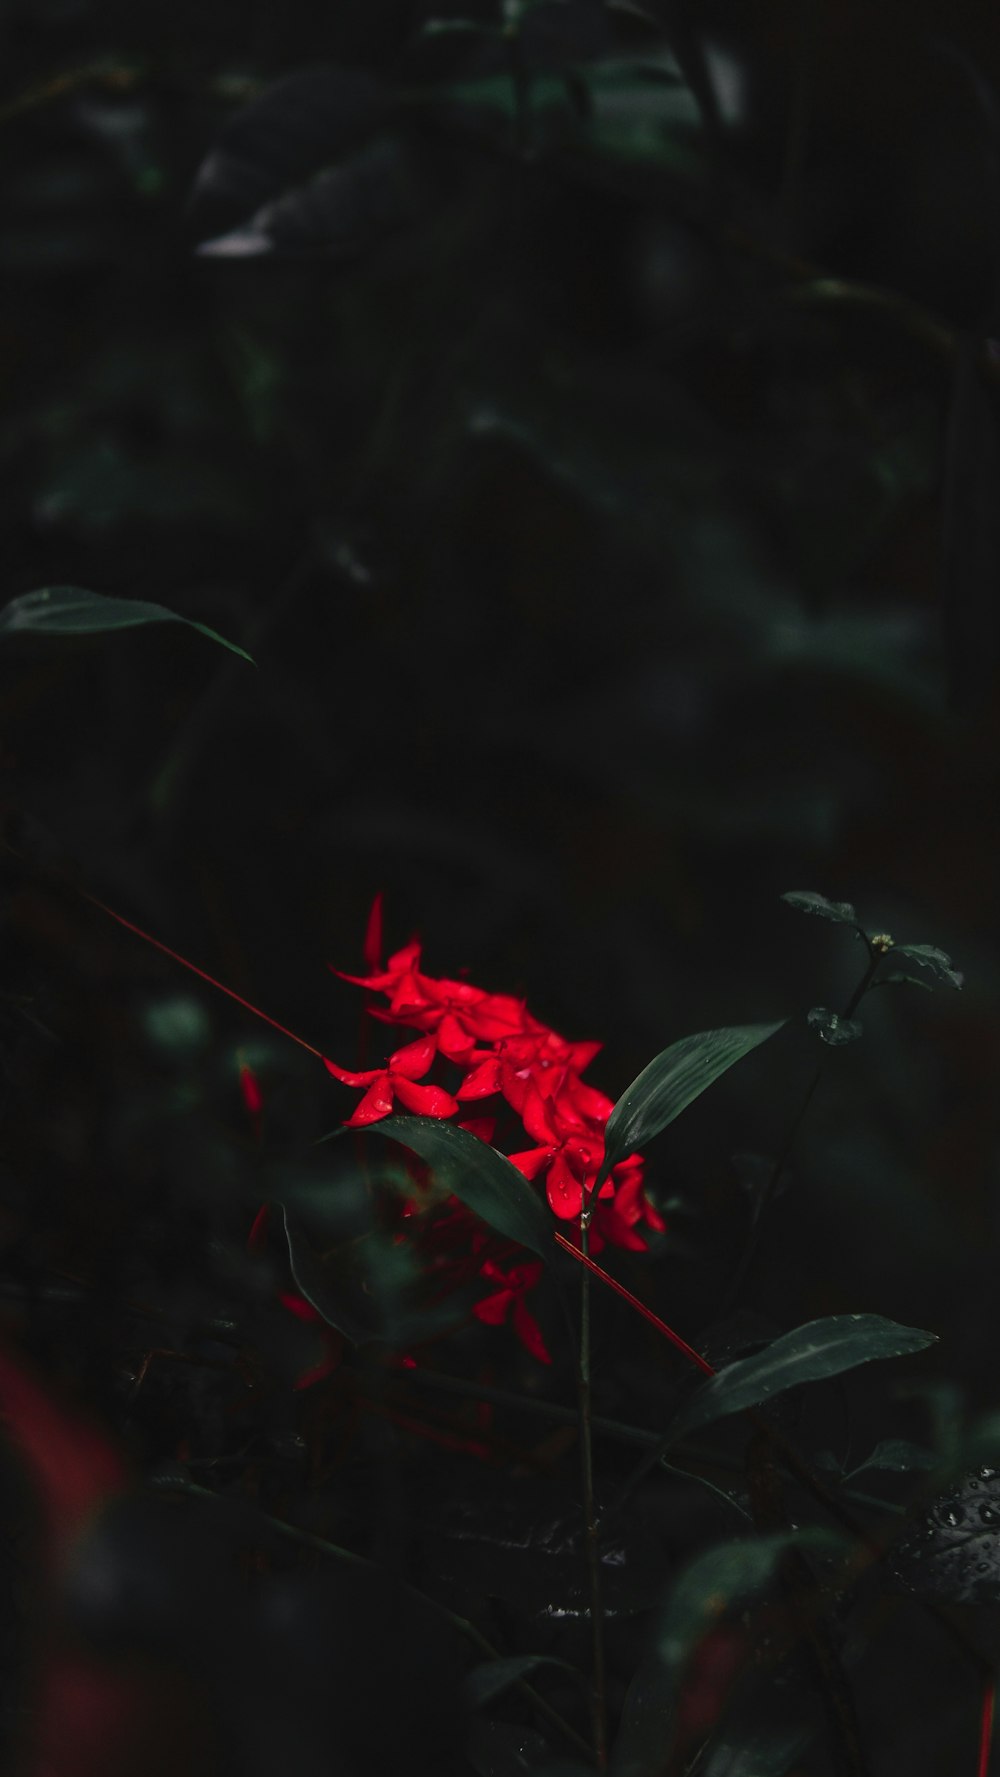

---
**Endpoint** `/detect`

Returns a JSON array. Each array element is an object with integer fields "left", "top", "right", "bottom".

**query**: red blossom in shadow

[
  {"left": 473, "top": 1258, "right": 551, "bottom": 1363},
  {"left": 324, "top": 917, "right": 668, "bottom": 1361}
]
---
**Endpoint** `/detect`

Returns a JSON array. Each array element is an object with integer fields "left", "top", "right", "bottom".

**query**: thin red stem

[
  {"left": 84, "top": 893, "right": 327, "bottom": 1062},
  {"left": 553, "top": 1233, "right": 716, "bottom": 1377},
  {"left": 980, "top": 1673, "right": 995, "bottom": 1777}
]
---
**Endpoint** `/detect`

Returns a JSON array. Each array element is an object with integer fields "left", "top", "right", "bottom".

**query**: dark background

[{"left": 3, "top": 3, "right": 1000, "bottom": 1773}]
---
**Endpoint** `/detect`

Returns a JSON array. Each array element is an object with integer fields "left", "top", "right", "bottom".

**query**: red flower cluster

[{"left": 326, "top": 931, "right": 666, "bottom": 1358}]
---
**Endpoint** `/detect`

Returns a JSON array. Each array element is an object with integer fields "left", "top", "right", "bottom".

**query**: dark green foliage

[
  {"left": 1, "top": 4, "right": 998, "bottom": 1774},
  {"left": 669, "top": 1314, "right": 938, "bottom": 1440}
]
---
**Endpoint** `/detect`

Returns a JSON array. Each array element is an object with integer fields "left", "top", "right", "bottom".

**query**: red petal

[
  {"left": 466, "top": 994, "right": 529, "bottom": 1040},
  {"left": 392, "top": 1078, "right": 459, "bottom": 1117},
  {"left": 546, "top": 1150, "right": 584, "bottom": 1219},
  {"left": 324, "top": 1057, "right": 381, "bottom": 1087},
  {"left": 437, "top": 1012, "right": 476, "bottom": 1061},
  {"left": 459, "top": 1116, "right": 496, "bottom": 1142},
  {"left": 278, "top": 1290, "right": 321, "bottom": 1323},
  {"left": 473, "top": 1290, "right": 513, "bottom": 1326},
  {"left": 508, "top": 1145, "right": 555, "bottom": 1182},
  {"left": 387, "top": 939, "right": 422, "bottom": 974},
  {"left": 568, "top": 1078, "right": 614, "bottom": 1124},
  {"left": 643, "top": 1195, "right": 667, "bottom": 1233},
  {"left": 388, "top": 1034, "right": 436, "bottom": 1079},
  {"left": 456, "top": 1057, "right": 502, "bottom": 1100},
  {"left": 347, "top": 1076, "right": 396, "bottom": 1124},
  {"left": 362, "top": 892, "right": 384, "bottom": 971},
  {"left": 239, "top": 1061, "right": 263, "bottom": 1117},
  {"left": 330, "top": 965, "right": 399, "bottom": 990},
  {"left": 512, "top": 1296, "right": 552, "bottom": 1364},
  {"left": 568, "top": 1040, "right": 603, "bottom": 1071},
  {"left": 432, "top": 977, "right": 486, "bottom": 1005},
  {"left": 390, "top": 972, "right": 438, "bottom": 1015},
  {"left": 247, "top": 1202, "right": 270, "bottom": 1251},
  {"left": 522, "top": 1082, "right": 559, "bottom": 1147}
]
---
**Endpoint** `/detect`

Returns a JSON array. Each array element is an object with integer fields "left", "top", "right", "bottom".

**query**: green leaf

[
  {"left": 612, "top": 1532, "right": 846, "bottom": 1777},
  {"left": 464, "top": 1655, "right": 583, "bottom": 1711},
  {"left": 599, "top": 1023, "right": 784, "bottom": 1186},
  {"left": 281, "top": 1206, "right": 469, "bottom": 1346},
  {"left": 875, "top": 972, "right": 933, "bottom": 993},
  {"left": 281, "top": 1208, "right": 382, "bottom": 1344},
  {"left": 781, "top": 890, "right": 858, "bottom": 926},
  {"left": 364, "top": 1116, "right": 553, "bottom": 1260},
  {"left": 845, "top": 1438, "right": 936, "bottom": 1480},
  {"left": 891, "top": 943, "right": 963, "bottom": 991},
  {"left": 0, "top": 586, "right": 254, "bottom": 663},
  {"left": 669, "top": 1315, "right": 937, "bottom": 1442},
  {"left": 806, "top": 1006, "right": 863, "bottom": 1047}
]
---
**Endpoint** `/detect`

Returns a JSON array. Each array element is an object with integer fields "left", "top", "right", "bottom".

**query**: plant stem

[{"left": 578, "top": 1207, "right": 608, "bottom": 1769}]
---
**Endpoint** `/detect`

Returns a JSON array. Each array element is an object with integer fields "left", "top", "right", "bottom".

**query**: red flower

[
  {"left": 324, "top": 1034, "right": 458, "bottom": 1126},
  {"left": 474, "top": 1258, "right": 551, "bottom": 1363}
]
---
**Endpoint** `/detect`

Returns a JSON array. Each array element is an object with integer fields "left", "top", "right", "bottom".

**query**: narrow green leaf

[
  {"left": 781, "top": 890, "right": 858, "bottom": 926},
  {"left": 599, "top": 1022, "right": 784, "bottom": 1186},
  {"left": 669, "top": 1315, "right": 937, "bottom": 1442},
  {"left": 0, "top": 586, "right": 254, "bottom": 664},
  {"left": 875, "top": 972, "right": 933, "bottom": 993},
  {"left": 464, "top": 1654, "right": 583, "bottom": 1711},
  {"left": 365, "top": 1116, "right": 553, "bottom": 1260},
  {"left": 891, "top": 943, "right": 963, "bottom": 991}
]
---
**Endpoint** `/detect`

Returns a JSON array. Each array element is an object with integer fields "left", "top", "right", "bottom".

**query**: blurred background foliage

[{"left": 3, "top": 0, "right": 1000, "bottom": 1772}]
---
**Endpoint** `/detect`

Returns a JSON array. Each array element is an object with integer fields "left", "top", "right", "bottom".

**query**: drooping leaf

[
  {"left": 598, "top": 1022, "right": 784, "bottom": 1186},
  {"left": 188, "top": 67, "right": 386, "bottom": 240},
  {"left": 806, "top": 1006, "right": 863, "bottom": 1047},
  {"left": 891, "top": 943, "right": 963, "bottom": 991},
  {"left": 363, "top": 1116, "right": 553, "bottom": 1260},
  {"left": 197, "top": 135, "right": 419, "bottom": 260},
  {"left": 281, "top": 1208, "right": 382, "bottom": 1345},
  {"left": 669, "top": 1315, "right": 937, "bottom": 1442},
  {"left": 464, "top": 1655, "right": 583, "bottom": 1710},
  {"left": 0, "top": 586, "right": 253, "bottom": 663},
  {"left": 780, "top": 890, "right": 858, "bottom": 926},
  {"left": 875, "top": 972, "right": 933, "bottom": 993},
  {"left": 611, "top": 1532, "right": 847, "bottom": 1777}
]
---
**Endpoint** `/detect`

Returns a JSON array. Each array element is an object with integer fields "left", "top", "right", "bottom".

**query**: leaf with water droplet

[
  {"left": 890, "top": 943, "right": 963, "bottom": 991},
  {"left": 781, "top": 890, "right": 859, "bottom": 927},
  {"left": 806, "top": 1007, "right": 863, "bottom": 1047},
  {"left": 889, "top": 1469, "right": 1000, "bottom": 1603}
]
